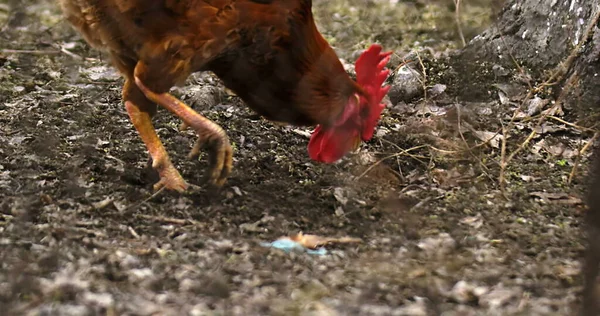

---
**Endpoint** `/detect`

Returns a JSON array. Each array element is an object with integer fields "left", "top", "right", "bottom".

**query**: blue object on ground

[{"left": 260, "top": 239, "right": 328, "bottom": 255}]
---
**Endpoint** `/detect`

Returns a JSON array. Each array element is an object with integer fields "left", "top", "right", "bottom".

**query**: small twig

[
  {"left": 0, "top": 49, "right": 61, "bottom": 55},
  {"left": 426, "top": 145, "right": 459, "bottom": 155},
  {"left": 379, "top": 138, "right": 433, "bottom": 163},
  {"left": 0, "top": 213, "right": 14, "bottom": 221},
  {"left": 136, "top": 214, "right": 204, "bottom": 226},
  {"left": 356, "top": 145, "right": 429, "bottom": 180},
  {"left": 378, "top": 138, "right": 406, "bottom": 182},
  {"left": 128, "top": 226, "right": 141, "bottom": 239},
  {"left": 548, "top": 116, "right": 598, "bottom": 133},
  {"left": 454, "top": 0, "right": 466, "bottom": 47},
  {"left": 412, "top": 196, "right": 436, "bottom": 211},
  {"left": 499, "top": 72, "right": 579, "bottom": 189},
  {"left": 569, "top": 132, "right": 599, "bottom": 184},
  {"left": 372, "top": 148, "right": 429, "bottom": 163},
  {"left": 122, "top": 187, "right": 166, "bottom": 213},
  {"left": 499, "top": 120, "right": 508, "bottom": 193},
  {"left": 68, "top": 227, "right": 107, "bottom": 238},
  {"left": 508, "top": 74, "right": 577, "bottom": 164},
  {"left": 395, "top": 155, "right": 404, "bottom": 181},
  {"left": 1, "top": 47, "right": 84, "bottom": 60},
  {"left": 58, "top": 46, "right": 83, "bottom": 60},
  {"left": 455, "top": 104, "right": 494, "bottom": 181},
  {"left": 415, "top": 52, "right": 428, "bottom": 101},
  {"left": 4, "top": 129, "right": 22, "bottom": 137},
  {"left": 391, "top": 56, "right": 415, "bottom": 74}
]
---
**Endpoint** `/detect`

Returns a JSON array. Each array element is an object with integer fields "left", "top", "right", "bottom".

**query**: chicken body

[{"left": 59, "top": 0, "right": 360, "bottom": 191}]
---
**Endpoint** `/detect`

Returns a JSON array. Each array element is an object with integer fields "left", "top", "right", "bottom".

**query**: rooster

[{"left": 58, "top": 0, "right": 391, "bottom": 191}]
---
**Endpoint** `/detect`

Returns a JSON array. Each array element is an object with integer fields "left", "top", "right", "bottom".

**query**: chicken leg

[
  {"left": 124, "top": 99, "right": 188, "bottom": 192},
  {"left": 133, "top": 76, "right": 233, "bottom": 187}
]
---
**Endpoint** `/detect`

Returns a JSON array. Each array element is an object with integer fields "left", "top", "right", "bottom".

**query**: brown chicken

[{"left": 58, "top": 0, "right": 391, "bottom": 192}]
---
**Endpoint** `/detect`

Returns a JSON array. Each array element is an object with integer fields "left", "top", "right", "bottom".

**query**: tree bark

[
  {"left": 449, "top": 0, "right": 600, "bottom": 114},
  {"left": 448, "top": 1, "right": 600, "bottom": 314}
]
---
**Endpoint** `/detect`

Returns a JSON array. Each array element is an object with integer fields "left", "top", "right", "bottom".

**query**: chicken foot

[
  {"left": 124, "top": 100, "right": 188, "bottom": 192},
  {"left": 134, "top": 76, "right": 233, "bottom": 187}
]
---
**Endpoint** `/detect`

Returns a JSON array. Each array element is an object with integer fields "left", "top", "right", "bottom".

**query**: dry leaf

[{"left": 288, "top": 232, "right": 362, "bottom": 249}]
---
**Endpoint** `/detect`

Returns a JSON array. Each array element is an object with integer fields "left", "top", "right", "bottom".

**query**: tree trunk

[
  {"left": 584, "top": 145, "right": 600, "bottom": 315},
  {"left": 448, "top": 1, "right": 600, "bottom": 314},
  {"left": 449, "top": 0, "right": 600, "bottom": 115}
]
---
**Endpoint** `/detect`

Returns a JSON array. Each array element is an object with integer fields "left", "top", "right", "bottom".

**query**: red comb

[
  {"left": 355, "top": 44, "right": 392, "bottom": 141},
  {"left": 307, "top": 44, "right": 391, "bottom": 163}
]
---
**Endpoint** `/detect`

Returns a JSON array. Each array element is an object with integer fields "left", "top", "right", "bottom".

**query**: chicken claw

[
  {"left": 187, "top": 132, "right": 233, "bottom": 186},
  {"left": 134, "top": 76, "right": 233, "bottom": 186},
  {"left": 125, "top": 101, "right": 188, "bottom": 192},
  {"left": 150, "top": 156, "right": 189, "bottom": 192}
]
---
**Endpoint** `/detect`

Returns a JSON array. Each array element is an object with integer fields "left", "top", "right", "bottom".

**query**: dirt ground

[{"left": 0, "top": 1, "right": 590, "bottom": 315}]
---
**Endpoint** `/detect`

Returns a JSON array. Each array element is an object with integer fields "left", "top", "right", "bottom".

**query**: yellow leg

[
  {"left": 124, "top": 100, "right": 188, "bottom": 192},
  {"left": 110, "top": 54, "right": 188, "bottom": 192},
  {"left": 133, "top": 76, "right": 233, "bottom": 187}
]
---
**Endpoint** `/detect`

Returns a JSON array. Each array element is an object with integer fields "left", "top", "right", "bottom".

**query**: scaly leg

[
  {"left": 133, "top": 76, "right": 233, "bottom": 187},
  {"left": 124, "top": 99, "right": 188, "bottom": 192},
  {"left": 110, "top": 54, "right": 187, "bottom": 192}
]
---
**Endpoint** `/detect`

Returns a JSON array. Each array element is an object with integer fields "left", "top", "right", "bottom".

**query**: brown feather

[{"left": 58, "top": 0, "right": 359, "bottom": 124}]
